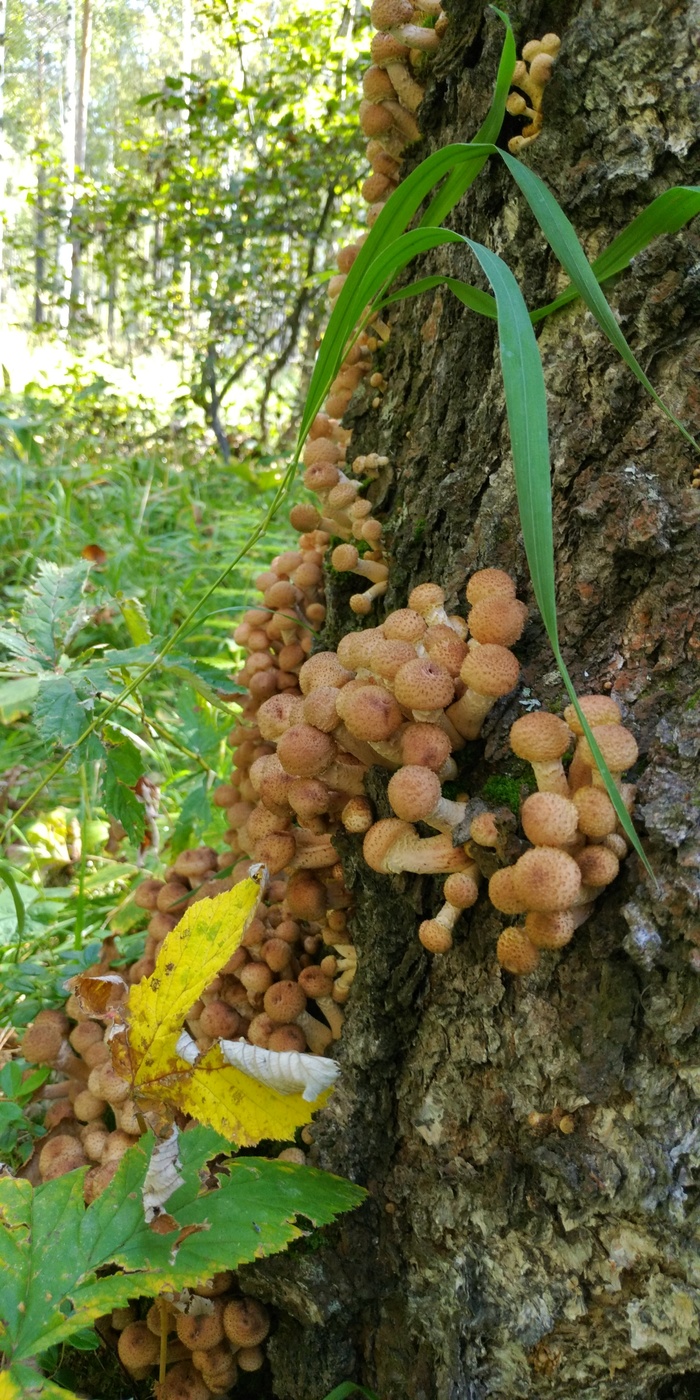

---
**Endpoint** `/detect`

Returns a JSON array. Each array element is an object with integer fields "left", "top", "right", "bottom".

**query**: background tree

[{"left": 227, "top": 2, "right": 700, "bottom": 1397}]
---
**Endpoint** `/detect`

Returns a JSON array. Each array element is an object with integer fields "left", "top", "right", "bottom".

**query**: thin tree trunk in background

[
  {"left": 0, "top": 0, "right": 7, "bottom": 297},
  {"left": 235, "top": 3, "right": 700, "bottom": 1397},
  {"left": 57, "top": 0, "right": 76, "bottom": 329},
  {"left": 33, "top": 39, "right": 46, "bottom": 327},
  {"left": 70, "top": 0, "right": 93, "bottom": 307},
  {"left": 179, "top": 0, "right": 193, "bottom": 346}
]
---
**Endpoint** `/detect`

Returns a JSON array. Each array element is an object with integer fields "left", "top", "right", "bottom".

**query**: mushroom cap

[
  {"left": 575, "top": 845, "right": 620, "bottom": 887},
  {"left": 572, "top": 786, "right": 617, "bottom": 838},
  {"left": 299, "top": 651, "right": 353, "bottom": 694},
  {"left": 422, "top": 624, "right": 469, "bottom": 676},
  {"left": 488, "top": 865, "right": 528, "bottom": 914},
  {"left": 563, "top": 694, "right": 622, "bottom": 735},
  {"left": 336, "top": 683, "right": 404, "bottom": 741},
  {"left": 371, "top": 30, "right": 410, "bottom": 63},
  {"left": 496, "top": 927, "right": 540, "bottom": 974},
  {"left": 460, "top": 643, "right": 520, "bottom": 698},
  {"left": 509, "top": 710, "right": 572, "bottom": 762},
  {"left": 444, "top": 871, "right": 479, "bottom": 908},
  {"left": 256, "top": 692, "right": 304, "bottom": 742},
  {"left": 303, "top": 685, "right": 343, "bottom": 733},
  {"left": 408, "top": 582, "right": 445, "bottom": 616},
  {"left": 393, "top": 657, "right": 454, "bottom": 711},
  {"left": 370, "top": 0, "right": 414, "bottom": 25},
  {"left": 264, "top": 980, "right": 307, "bottom": 1024},
  {"left": 223, "top": 1298, "right": 270, "bottom": 1348},
  {"left": 331, "top": 543, "right": 361, "bottom": 571},
  {"left": 400, "top": 722, "right": 452, "bottom": 770},
  {"left": 118, "top": 1320, "right": 161, "bottom": 1373},
  {"left": 511, "top": 847, "right": 582, "bottom": 911},
  {"left": 520, "top": 792, "right": 579, "bottom": 847},
  {"left": 285, "top": 871, "right": 327, "bottom": 920},
  {"left": 276, "top": 723, "right": 336, "bottom": 778},
  {"left": 470, "top": 811, "right": 499, "bottom": 846},
  {"left": 419, "top": 918, "right": 453, "bottom": 954},
  {"left": 576, "top": 724, "right": 638, "bottom": 774},
  {"left": 370, "top": 639, "right": 418, "bottom": 682},
  {"left": 337, "top": 627, "right": 384, "bottom": 669},
  {"left": 468, "top": 595, "right": 528, "bottom": 647},
  {"left": 466, "top": 568, "right": 516, "bottom": 605},
  {"left": 362, "top": 818, "right": 466, "bottom": 875},
  {"left": 288, "top": 777, "right": 332, "bottom": 818},
  {"left": 298, "top": 966, "right": 334, "bottom": 997},
  {"left": 382, "top": 608, "right": 427, "bottom": 643},
  {"left": 525, "top": 910, "right": 576, "bottom": 949},
  {"left": 387, "top": 765, "right": 441, "bottom": 821},
  {"left": 341, "top": 796, "right": 375, "bottom": 833}
]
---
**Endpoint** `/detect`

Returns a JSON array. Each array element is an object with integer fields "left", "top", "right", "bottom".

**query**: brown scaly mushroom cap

[
  {"left": 525, "top": 909, "right": 576, "bottom": 949},
  {"left": 497, "top": 927, "right": 540, "bottom": 975},
  {"left": 447, "top": 644, "right": 520, "bottom": 739},
  {"left": 572, "top": 787, "right": 617, "bottom": 838},
  {"left": 465, "top": 568, "right": 517, "bottom": 604},
  {"left": 276, "top": 724, "right": 337, "bottom": 778},
  {"left": 509, "top": 711, "right": 572, "bottom": 796},
  {"left": 575, "top": 725, "right": 639, "bottom": 787},
  {"left": 299, "top": 651, "right": 354, "bottom": 694},
  {"left": 387, "top": 765, "right": 465, "bottom": 833},
  {"left": 511, "top": 847, "right": 582, "bottom": 912},
  {"left": 336, "top": 683, "right": 404, "bottom": 741},
  {"left": 563, "top": 694, "right": 622, "bottom": 734},
  {"left": 520, "top": 791, "right": 579, "bottom": 847},
  {"left": 393, "top": 657, "right": 455, "bottom": 713},
  {"left": 467, "top": 595, "right": 528, "bottom": 648},
  {"left": 383, "top": 608, "right": 427, "bottom": 643}
]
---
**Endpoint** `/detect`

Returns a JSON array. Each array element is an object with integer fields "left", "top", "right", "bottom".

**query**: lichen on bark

[{"left": 244, "top": 2, "right": 700, "bottom": 1396}]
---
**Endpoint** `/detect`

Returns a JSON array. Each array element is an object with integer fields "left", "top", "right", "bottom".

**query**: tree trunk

[
  {"left": 57, "top": 0, "right": 76, "bottom": 329},
  {"left": 240, "top": 1, "right": 700, "bottom": 1397},
  {"left": 70, "top": 0, "right": 93, "bottom": 307},
  {"left": 33, "top": 39, "right": 47, "bottom": 327},
  {"left": 0, "top": 0, "right": 7, "bottom": 296}
]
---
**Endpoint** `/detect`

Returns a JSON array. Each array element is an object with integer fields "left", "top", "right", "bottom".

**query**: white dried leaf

[
  {"left": 175, "top": 1030, "right": 340, "bottom": 1103},
  {"left": 142, "top": 1125, "right": 185, "bottom": 1222}
]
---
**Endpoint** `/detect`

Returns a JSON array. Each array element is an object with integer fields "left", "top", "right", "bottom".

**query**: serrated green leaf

[
  {"left": 0, "top": 676, "right": 40, "bottom": 724},
  {"left": 0, "top": 1363, "right": 80, "bottom": 1399},
  {"left": 20, "top": 563, "right": 89, "bottom": 666},
  {"left": 103, "top": 641, "right": 159, "bottom": 668},
  {"left": 33, "top": 677, "right": 87, "bottom": 748},
  {"left": 102, "top": 750, "right": 146, "bottom": 846},
  {"left": 0, "top": 628, "right": 46, "bottom": 666},
  {"left": 164, "top": 658, "right": 239, "bottom": 713},
  {"left": 0, "top": 1128, "right": 364, "bottom": 1377}
]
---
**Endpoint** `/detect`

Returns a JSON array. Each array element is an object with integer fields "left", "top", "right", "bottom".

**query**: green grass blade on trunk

[
  {"left": 500, "top": 154, "right": 699, "bottom": 452},
  {"left": 297, "top": 146, "right": 492, "bottom": 446},
  {"left": 421, "top": 6, "right": 516, "bottom": 226},
  {"left": 462, "top": 235, "right": 651, "bottom": 874},
  {"left": 531, "top": 186, "right": 700, "bottom": 322},
  {"left": 377, "top": 274, "right": 498, "bottom": 320}
]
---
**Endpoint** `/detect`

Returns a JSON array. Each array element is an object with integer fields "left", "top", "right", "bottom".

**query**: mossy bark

[{"left": 243, "top": 1, "right": 700, "bottom": 1395}]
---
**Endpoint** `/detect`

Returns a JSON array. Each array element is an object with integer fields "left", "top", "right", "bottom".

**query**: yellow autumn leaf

[{"left": 110, "top": 875, "right": 331, "bottom": 1145}]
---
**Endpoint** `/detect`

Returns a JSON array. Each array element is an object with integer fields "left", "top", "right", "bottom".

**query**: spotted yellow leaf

[{"left": 109, "top": 875, "right": 333, "bottom": 1144}]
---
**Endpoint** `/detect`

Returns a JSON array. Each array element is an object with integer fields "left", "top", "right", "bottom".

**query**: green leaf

[
  {"left": 0, "top": 1128, "right": 365, "bottom": 1374},
  {"left": 102, "top": 748, "right": 146, "bottom": 846},
  {"left": 118, "top": 596, "right": 152, "bottom": 647},
  {"left": 0, "top": 1362, "right": 80, "bottom": 1398},
  {"left": 33, "top": 677, "right": 87, "bottom": 749},
  {"left": 378, "top": 273, "right": 497, "bottom": 320},
  {"left": 164, "top": 657, "right": 241, "bottom": 713},
  {"left": 0, "top": 864, "right": 25, "bottom": 951},
  {"left": 20, "top": 563, "right": 90, "bottom": 666},
  {"left": 171, "top": 779, "right": 211, "bottom": 857},
  {"left": 532, "top": 185, "right": 700, "bottom": 322},
  {"left": 501, "top": 154, "right": 699, "bottom": 452},
  {"left": 461, "top": 236, "right": 651, "bottom": 872},
  {"left": 0, "top": 676, "right": 40, "bottom": 724},
  {"left": 103, "top": 642, "right": 159, "bottom": 668},
  {"left": 0, "top": 628, "right": 47, "bottom": 667}
]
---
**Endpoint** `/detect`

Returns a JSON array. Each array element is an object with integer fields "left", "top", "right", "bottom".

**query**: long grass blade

[
  {"left": 531, "top": 185, "right": 700, "bottom": 322},
  {"left": 421, "top": 6, "right": 516, "bottom": 226},
  {"left": 377, "top": 274, "right": 498, "bottom": 319},
  {"left": 501, "top": 154, "right": 699, "bottom": 451},
  {"left": 462, "top": 236, "right": 651, "bottom": 872}
]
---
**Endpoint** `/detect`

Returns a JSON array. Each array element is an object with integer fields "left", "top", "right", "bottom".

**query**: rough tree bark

[{"left": 243, "top": 1, "right": 700, "bottom": 1397}]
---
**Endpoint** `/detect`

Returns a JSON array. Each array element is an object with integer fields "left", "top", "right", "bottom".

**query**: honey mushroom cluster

[
  {"left": 105, "top": 1285, "right": 270, "bottom": 1398},
  {"left": 506, "top": 32, "right": 561, "bottom": 154},
  {"left": 486, "top": 694, "right": 639, "bottom": 975},
  {"left": 286, "top": 0, "right": 450, "bottom": 599}
]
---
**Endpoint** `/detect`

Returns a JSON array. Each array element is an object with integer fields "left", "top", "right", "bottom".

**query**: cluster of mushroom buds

[
  {"left": 106, "top": 1284, "right": 270, "bottom": 1398},
  {"left": 506, "top": 32, "right": 561, "bottom": 154},
  {"left": 287, "top": 0, "right": 449, "bottom": 593},
  {"left": 20, "top": 996, "right": 148, "bottom": 1202},
  {"left": 485, "top": 695, "right": 638, "bottom": 974}
]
